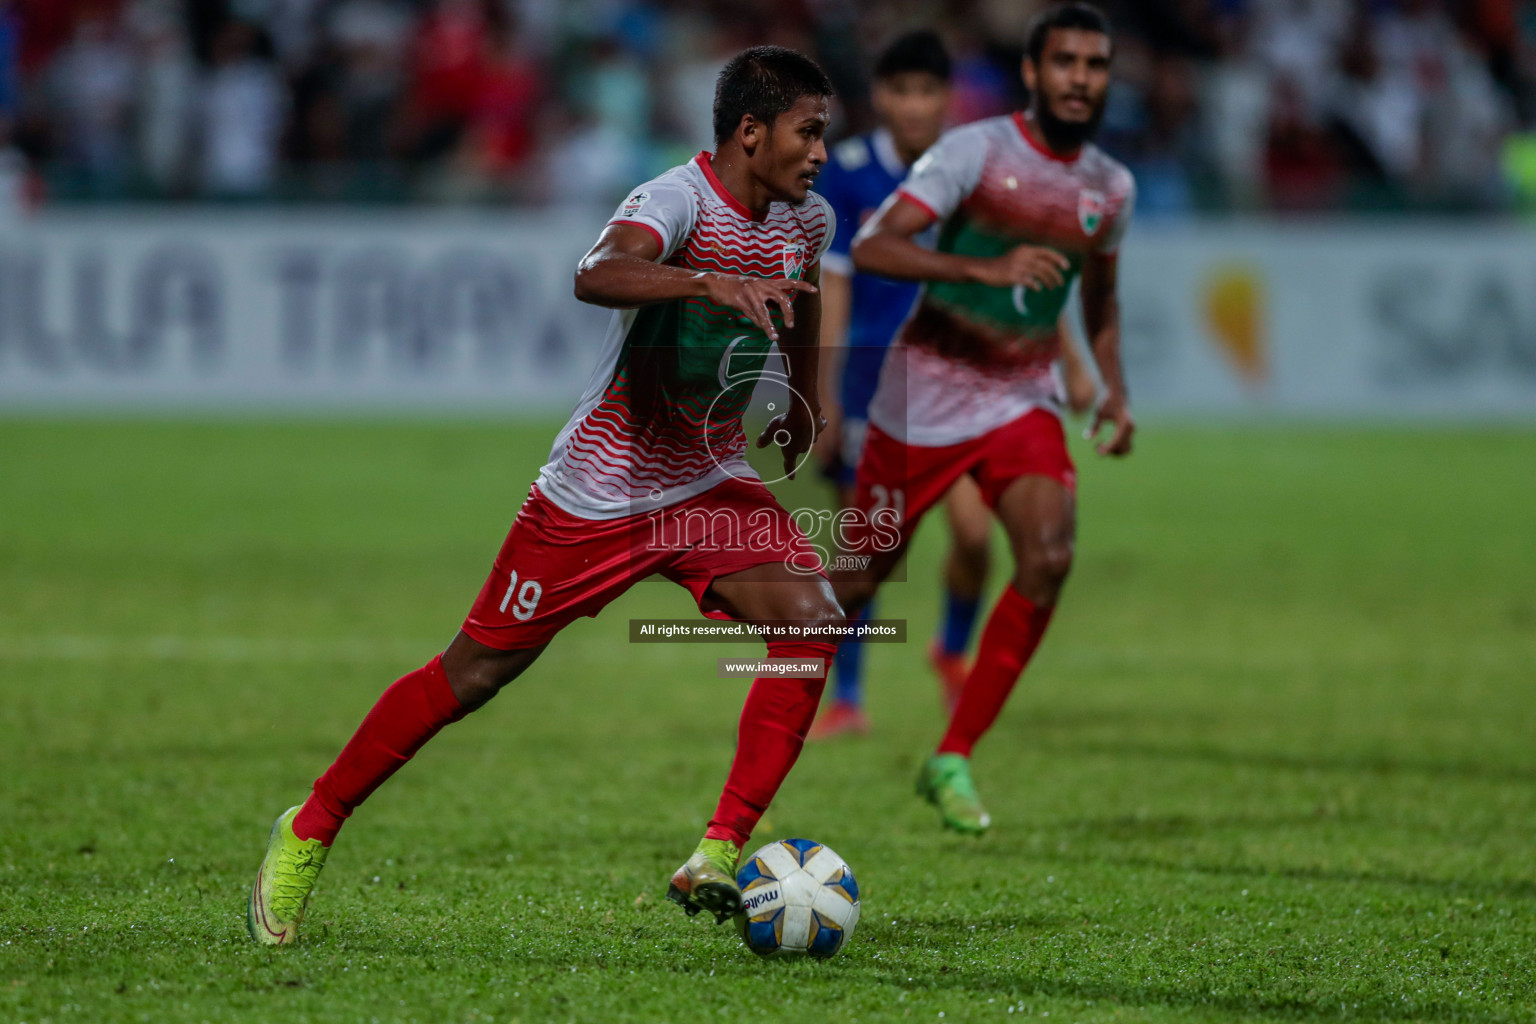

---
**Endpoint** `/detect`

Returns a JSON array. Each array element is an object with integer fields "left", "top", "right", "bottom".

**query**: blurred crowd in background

[{"left": 6, "top": 0, "right": 1536, "bottom": 213}]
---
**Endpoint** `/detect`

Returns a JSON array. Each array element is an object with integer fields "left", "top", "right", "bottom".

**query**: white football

[{"left": 734, "top": 838, "right": 860, "bottom": 958}]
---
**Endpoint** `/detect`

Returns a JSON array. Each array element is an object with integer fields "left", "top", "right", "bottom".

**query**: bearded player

[
  {"left": 248, "top": 46, "right": 842, "bottom": 944},
  {"left": 811, "top": 30, "right": 1101, "bottom": 738},
  {"left": 834, "top": 2, "right": 1135, "bottom": 833}
]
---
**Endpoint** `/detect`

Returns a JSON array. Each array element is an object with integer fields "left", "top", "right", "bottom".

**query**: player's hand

[
  {"left": 704, "top": 273, "right": 818, "bottom": 342},
  {"left": 1087, "top": 387, "right": 1135, "bottom": 457},
  {"left": 969, "top": 245, "right": 1071, "bottom": 291},
  {"left": 757, "top": 403, "right": 825, "bottom": 480}
]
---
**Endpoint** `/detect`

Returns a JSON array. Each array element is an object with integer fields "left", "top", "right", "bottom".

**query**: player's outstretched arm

[
  {"left": 1081, "top": 253, "right": 1134, "bottom": 457},
  {"left": 574, "top": 223, "right": 815, "bottom": 342},
  {"left": 850, "top": 194, "right": 1069, "bottom": 289},
  {"left": 757, "top": 261, "right": 826, "bottom": 479}
]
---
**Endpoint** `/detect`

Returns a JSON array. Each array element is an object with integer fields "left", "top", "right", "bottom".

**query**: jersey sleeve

[
  {"left": 894, "top": 124, "right": 988, "bottom": 223},
  {"left": 606, "top": 182, "right": 697, "bottom": 261},
  {"left": 1096, "top": 174, "right": 1136, "bottom": 256},
  {"left": 805, "top": 190, "right": 837, "bottom": 268}
]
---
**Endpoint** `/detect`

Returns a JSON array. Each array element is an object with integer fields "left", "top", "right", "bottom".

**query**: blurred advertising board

[
  {"left": 0, "top": 210, "right": 1533, "bottom": 417},
  {"left": 1113, "top": 221, "right": 1536, "bottom": 418},
  {"left": 0, "top": 208, "right": 609, "bottom": 412}
]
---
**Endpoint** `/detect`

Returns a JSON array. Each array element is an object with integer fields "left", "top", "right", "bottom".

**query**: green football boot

[
  {"left": 916, "top": 753, "right": 992, "bottom": 835},
  {"left": 247, "top": 806, "right": 330, "bottom": 946},
  {"left": 666, "top": 837, "right": 743, "bottom": 923}
]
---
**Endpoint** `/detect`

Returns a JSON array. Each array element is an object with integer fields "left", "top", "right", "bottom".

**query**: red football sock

[
  {"left": 292, "top": 654, "right": 466, "bottom": 845},
  {"left": 705, "top": 640, "right": 834, "bottom": 849},
  {"left": 937, "top": 585, "right": 1055, "bottom": 758}
]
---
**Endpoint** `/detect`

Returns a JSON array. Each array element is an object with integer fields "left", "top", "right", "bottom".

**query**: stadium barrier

[
  {"left": 0, "top": 209, "right": 1532, "bottom": 417},
  {"left": 1110, "top": 220, "right": 1536, "bottom": 418}
]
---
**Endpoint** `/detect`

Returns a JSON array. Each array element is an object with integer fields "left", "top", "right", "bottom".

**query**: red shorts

[
  {"left": 846, "top": 408, "right": 1076, "bottom": 553},
  {"left": 463, "top": 477, "right": 824, "bottom": 650}
]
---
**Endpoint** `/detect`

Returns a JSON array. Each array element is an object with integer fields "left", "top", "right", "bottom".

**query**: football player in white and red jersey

[
  {"left": 248, "top": 46, "right": 846, "bottom": 945},
  {"left": 834, "top": 3, "right": 1137, "bottom": 833},
  {"left": 810, "top": 30, "right": 1104, "bottom": 740}
]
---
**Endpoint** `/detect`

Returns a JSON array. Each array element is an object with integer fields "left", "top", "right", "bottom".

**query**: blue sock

[
  {"left": 938, "top": 589, "right": 981, "bottom": 656},
  {"left": 833, "top": 602, "right": 873, "bottom": 705}
]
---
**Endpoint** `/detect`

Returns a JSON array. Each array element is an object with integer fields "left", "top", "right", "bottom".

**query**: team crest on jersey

[
  {"left": 1078, "top": 189, "right": 1106, "bottom": 236},
  {"left": 782, "top": 242, "right": 807, "bottom": 280},
  {"left": 621, "top": 191, "right": 649, "bottom": 217}
]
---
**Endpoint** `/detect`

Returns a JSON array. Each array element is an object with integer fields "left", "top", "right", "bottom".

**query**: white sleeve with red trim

[
  {"left": 607, "top": 182, "right": 697, "bottom": 261},
  {"left": 1095, "top": 174, "right": 1136, "bottom": 256},
  {"left": 894, "top": 123, "right": 988, "bottom": 223},
  {"left": 805, "top": 190, "right": 836, "bottom": 266}
]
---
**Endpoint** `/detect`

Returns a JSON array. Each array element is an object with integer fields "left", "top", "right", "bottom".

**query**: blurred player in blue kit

[{"left": 811, "top": 31, "right": 1098, "bottom": 738}]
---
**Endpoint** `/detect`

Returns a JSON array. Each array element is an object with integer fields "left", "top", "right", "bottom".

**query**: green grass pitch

[{"left": 2, "top": 419, "right": 1534, "bottom": 1023}]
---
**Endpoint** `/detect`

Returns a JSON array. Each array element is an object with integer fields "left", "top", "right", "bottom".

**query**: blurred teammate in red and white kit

[
  {"left": 809, "top": 30, "right": 1101, "bottom": 740},
  {"left": 833, "top": 3, "right": 1136, "bottom": 833},
  {"left": 249, "top": 46, "right": 845, "bottom": 944}
]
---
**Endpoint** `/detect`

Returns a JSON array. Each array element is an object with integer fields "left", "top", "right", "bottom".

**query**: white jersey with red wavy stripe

[
  {"left": 869, "top": 113, "right": 1135, "bottom": 446},
  {"left": 536, "top": 153, "right": 834, "bottom": 520}
]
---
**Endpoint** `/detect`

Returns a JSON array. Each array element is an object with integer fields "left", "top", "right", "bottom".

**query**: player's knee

[
  {"left": 791, "top": 597, "right": 846, "bottom": 639},
  {"left": 444, "top": 644, "right": 537, "bottom": 710},
  {"left": 1021, "top": 537, "right": 1074, "bottom": 589},
  {"left": 1040, "top": 539, "right": 1074, "bottom": 583},
  {"left": 449, "top": 662, "right": 505, "bottom": 709}
]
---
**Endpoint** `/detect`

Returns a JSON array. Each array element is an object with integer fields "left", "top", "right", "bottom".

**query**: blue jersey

[{"left": 817, "top": 129, "right": 922, "bottom": 421}]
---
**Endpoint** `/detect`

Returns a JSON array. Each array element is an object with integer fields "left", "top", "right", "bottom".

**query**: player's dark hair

[
  {"left": 872, "top": 30, "right": 951, "bottom": 83},
  {"left": 1025, "top": 2, "right": 1112, "bottom": 64},
  {"left": 713, "top": 45, "right": 835, "bottom": 147}
]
